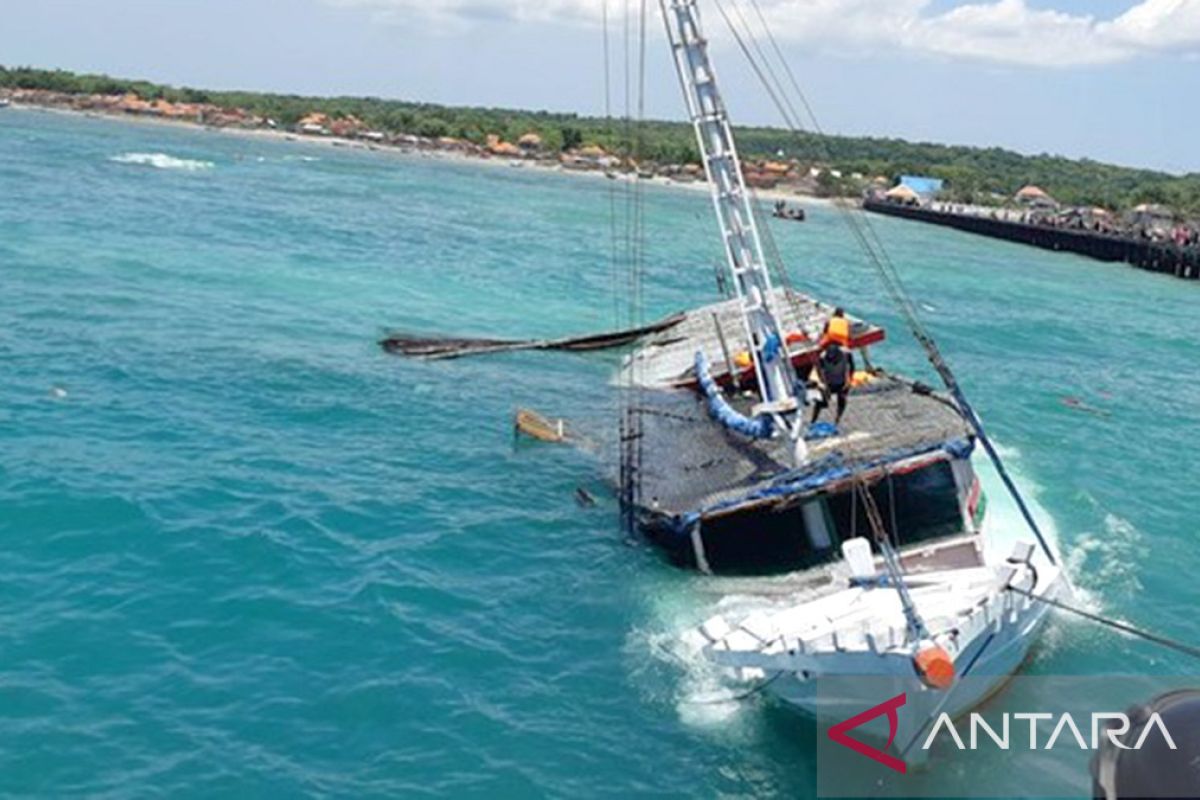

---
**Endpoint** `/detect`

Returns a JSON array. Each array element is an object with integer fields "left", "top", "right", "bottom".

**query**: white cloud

[
  {"left": 1100, "top": 0, "right": 1200, "bottom": 51},
  {"left": 914, "top": 0, "right": 1128, "bottom": 66},
  {"left": 323, "top": 0, "right": 599, "bottom": 28},
  {"left": 326, "top": 0, "right": 1200, "bottom": 67}
]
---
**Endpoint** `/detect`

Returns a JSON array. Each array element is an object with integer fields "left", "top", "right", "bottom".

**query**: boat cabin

[{"left": 623, "top": 289, "right": 980, "bottom": 575}]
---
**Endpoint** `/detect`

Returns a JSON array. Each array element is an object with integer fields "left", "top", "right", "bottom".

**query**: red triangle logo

[{"left": 827, "top": 692, "right": 907, "bottom": 774}]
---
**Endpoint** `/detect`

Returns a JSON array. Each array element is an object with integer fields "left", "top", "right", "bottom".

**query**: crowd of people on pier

[{"left": 918, "top": 200, "right": 1200, "bottom": 252}]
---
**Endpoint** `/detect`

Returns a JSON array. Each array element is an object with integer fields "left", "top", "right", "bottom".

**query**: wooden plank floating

[
  {"left": 863, "top": 199, "right": 1200, "bottom": 281},
  {"left": 380, "top": 287, "right": 886, "bottom": 380},
  {"left": 514, "top": 408, "right": 569, "bottom": 443},
  {"left": 380, "top": 314, "right": 687, "bottom": 360}
]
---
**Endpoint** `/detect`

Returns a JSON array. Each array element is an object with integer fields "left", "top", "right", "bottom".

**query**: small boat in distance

[
  {"left": 0, "top": 98, "right": 12, "bottom": 109},
  {"left": 771, "top": 199, "right": 805, "bottom": 222}
]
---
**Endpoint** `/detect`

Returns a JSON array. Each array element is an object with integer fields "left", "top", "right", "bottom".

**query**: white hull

[
  {"left": 687, "top": 470, "right": 1067, "bottom": 765},
  {"left": 767, "top": 568, "right": 1062, "bottom": 762}
]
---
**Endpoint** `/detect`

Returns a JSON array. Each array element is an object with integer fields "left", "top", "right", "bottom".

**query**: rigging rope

[
  {"left": 685, "top": 670, "right": 784, "bottom": 704},
  {"left": 851, "top": 471, "right": 930, "bottom": 643},
  {"left": 634, "top": 0, "right": 648, "bottom": 334},
  {"left": 617, "top": 0, "right": 649, "bottom": 534},
  {"left": 602, "top": 0, "right": 621, "bottom": 330},
  {"left": 710, "top": 0, "right": 1058, "bottom": 565},
  {"left": 1006, "top": 585, "right": 1200, "bottom": 662}
]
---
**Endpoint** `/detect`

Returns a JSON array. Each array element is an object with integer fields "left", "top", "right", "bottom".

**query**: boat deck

[
  {"left": 620, "top": 287, "right": 884, "bottom": 389},
  {"left": 633, "top": 374, "right": 972, "bottom": 519}
]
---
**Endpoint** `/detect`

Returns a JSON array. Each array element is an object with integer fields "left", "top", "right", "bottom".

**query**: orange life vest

[{"left": 823, "top": 316, "right": 851, "bottom": 347}]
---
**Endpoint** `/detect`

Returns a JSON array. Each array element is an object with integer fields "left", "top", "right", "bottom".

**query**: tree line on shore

[{"left": 3, "top": 65, "right": 1198, "bottom": 216}]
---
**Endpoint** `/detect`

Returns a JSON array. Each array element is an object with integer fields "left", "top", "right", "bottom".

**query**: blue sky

[{"left": 5, "top": 0, "right": 1199, "bottom": 172}]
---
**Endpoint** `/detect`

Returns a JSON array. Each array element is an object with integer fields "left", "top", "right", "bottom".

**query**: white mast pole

[{"left": 659, "top": 0, "right": 799, "bottom": 415}]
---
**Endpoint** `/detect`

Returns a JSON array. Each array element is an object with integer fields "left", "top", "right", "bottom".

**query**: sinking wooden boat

[
  {"left": 380, "top": 0, "right": 1067, "bottom": 762},
  {"left": 617, "top": 286, "right": 976, "bottom": 575},
  {"left": 631, "top": 0, "right": 1066, "bottom": 767}
]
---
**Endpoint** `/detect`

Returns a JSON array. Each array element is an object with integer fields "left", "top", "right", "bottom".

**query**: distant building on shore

[
  {"left": 517, "top": 132, "right": 543, "bottom": 153},
  {"left": 1015, "top": 184, "right": 1058, "bottom": 208},
  {"left": 884, "top": 184, "right": 921, "bottom": 205},
  {"left": 897, "top": 175, "right": 945, "bottom": 203},
  {"left": 297, "top": 113, "right": 331, "bottom": 136},
  {"left": 485, "top": 134, "right": 522, "bottom": 157},
  {"left": 328, "top": 116, "right": 364, "bottom": 138}
]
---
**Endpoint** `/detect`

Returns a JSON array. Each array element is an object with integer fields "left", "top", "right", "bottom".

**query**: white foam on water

[
  {"left": 975, "top": 446, "right": 1130, "bottom": 661},
  {"left": 988, "top": 440, "right": 1023, "bottom": 461},
  {"left": 1068, "top": 510, "right": 1146, "bottom": 601},
  {"left": 109, "top": 152, "right": 215, "bottom": 171},
  {"left": 626, "top": 587, "right": 770, "bottom": 734},
  {"left": 975, "top": 443, "right": 1063, "bottom": 566},
  {"left": 646, "top": 627, "right": 747, "bottom": 728},
  {"left": 633, "top": 578, "right": 838, "bottom": 736}
]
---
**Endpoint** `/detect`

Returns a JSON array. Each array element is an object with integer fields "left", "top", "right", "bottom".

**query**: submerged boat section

[
  {"left": 630, "top": 372, "right": 975, "bottom": 574},
  {"left": 615, "top": 287, "right": 975, "bottom": 575}
]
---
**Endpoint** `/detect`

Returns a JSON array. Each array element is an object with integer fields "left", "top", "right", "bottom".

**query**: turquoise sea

[{"left": 1, "top": 107, "right": 1197, "bottom": 797}]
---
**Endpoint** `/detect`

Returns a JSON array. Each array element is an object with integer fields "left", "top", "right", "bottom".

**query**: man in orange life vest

[{"left": 821, "top": 307, "right": 851, "bottom": 349}]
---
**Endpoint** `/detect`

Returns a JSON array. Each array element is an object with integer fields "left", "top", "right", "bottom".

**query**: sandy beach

[{"left": 6, "top": 101, "right": 838, "bottom": 208}]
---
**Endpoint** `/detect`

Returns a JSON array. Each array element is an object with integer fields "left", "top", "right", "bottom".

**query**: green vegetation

[{"left": 4, "top": 65, "right": 1198, "bottom": 214}]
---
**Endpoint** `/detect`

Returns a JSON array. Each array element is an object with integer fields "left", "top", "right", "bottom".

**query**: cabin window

[
  {"left": 696, "top": 462, "right": 963, "bottom": 574},
  {"left": 824, "top": 460, "right": 963, "bottom": 550}
]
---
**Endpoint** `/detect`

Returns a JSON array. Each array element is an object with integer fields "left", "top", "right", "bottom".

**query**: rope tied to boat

[
  {"left": 683, "top": 671, "right": 785, "bottom": 705},
  {"left": 1004, "top": 583, "right": 1200, "bottom": 662},
  {"left": 684, "top": 590, "right": 1200, "bottom": 710},
  {"left": 846, "top": 467, "right": 930, "bottom": 645}
]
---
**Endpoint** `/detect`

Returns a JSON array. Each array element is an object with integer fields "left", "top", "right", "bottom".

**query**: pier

[{"left": 863, "top": 199, "right": 1200, "bottom": 281}]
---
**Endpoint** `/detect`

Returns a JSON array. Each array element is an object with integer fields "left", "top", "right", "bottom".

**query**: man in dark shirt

[{"left": 811, "top": 343, "right": 855, "bottom": 424}]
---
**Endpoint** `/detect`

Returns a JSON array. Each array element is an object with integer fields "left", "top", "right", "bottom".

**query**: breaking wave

[
  {"left": 624, "top": 586, "right": 763, "bottom": 733},
  {"left": 631, "top": 579, "right": 831, "bottom": 734},
  {"left": 109, "top": 152, "right": 215, "bottom": 171}
]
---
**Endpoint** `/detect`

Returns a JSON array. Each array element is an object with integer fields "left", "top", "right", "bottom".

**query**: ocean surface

[{"left": 1, "top": 107, "right": 1197, "bottom": 798}]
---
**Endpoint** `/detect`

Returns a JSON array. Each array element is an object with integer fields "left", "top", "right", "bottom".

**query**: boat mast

[{"left": 659, "top": 0, "right": 798, "bottom": 414}]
